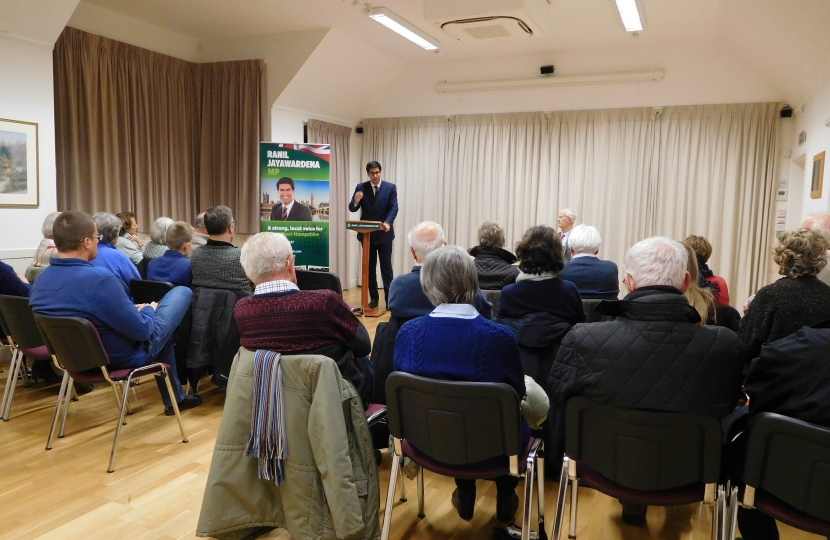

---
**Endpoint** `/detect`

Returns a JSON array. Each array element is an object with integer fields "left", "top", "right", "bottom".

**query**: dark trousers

[
  {"left": 368, "top": 241, "right": 394, "bottom": 303},
  {"left": 455, "top": 476, "right": 519, "bottom": 495}
]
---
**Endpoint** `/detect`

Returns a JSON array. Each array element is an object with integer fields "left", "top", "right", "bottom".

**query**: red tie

[{"left": 282, "top": 206, "right": 287, "bottom": 220}]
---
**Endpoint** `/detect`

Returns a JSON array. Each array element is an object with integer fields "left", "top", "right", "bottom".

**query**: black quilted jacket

[
  {"left": 549, "top": 287, "right": 743, "bottom": 420},
  {"left": 470, "top": 246, "right": 520, "bottom": 290}
]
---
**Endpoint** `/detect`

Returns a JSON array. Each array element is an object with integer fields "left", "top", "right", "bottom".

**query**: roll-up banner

[{"left": 259, "top": 142, "right": 330, "bottom": 270}]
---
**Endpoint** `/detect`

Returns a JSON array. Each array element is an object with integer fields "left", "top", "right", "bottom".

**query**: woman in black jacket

[{"left": 469, "top": 221, "right": 519, "bottom": 290}]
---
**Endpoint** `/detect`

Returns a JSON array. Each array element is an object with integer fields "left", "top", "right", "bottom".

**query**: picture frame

[
  {"left": 811, "top": 151, "right": 825, "bottom": 200},
  {"left": 0, "top": 118, "right": 39, "bottom": 208}
]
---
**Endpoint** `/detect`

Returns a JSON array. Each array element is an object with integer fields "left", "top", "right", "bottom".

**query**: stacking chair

[
  {"left": 129, "top": 278, "right": 174, "bottom": 304},
  {"left": 581, "top": 299, "right": 615, "bottom": 322},
  {"left": 34, "top": 314, "right": 188, "bottom": 473},
  {"left": 295, "top": 269, "right": 343, "bottom": 296},
  {"left": 554, "top": 397, "right": 726, "bottom": 540},
  {"left": 0, "top": 295, "right": 53, "bottom": 420},
  {"left": 727, "top": 413, "right": 830, "bottom": 539},
  {"left": 383, "top": 372, "right": 545, "bottom": 540}
]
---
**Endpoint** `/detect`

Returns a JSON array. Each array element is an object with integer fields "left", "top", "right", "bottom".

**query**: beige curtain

[
  {"left": 54, "top": 27, "right": 265, "bottom": 233},
  {"left": 307, "top": 119, "right": 352, "bottom": 279},
  {"left": 362, "top": 103, "right": 779, "bottom": 305}
]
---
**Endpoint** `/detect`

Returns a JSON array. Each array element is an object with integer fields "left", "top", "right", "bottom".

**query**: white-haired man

[
  {"left": 557, "top": 208, "right": 577, "bottom": 262},
  {"left": 387, "top": 221, "right": 491, "bottom": 319},
  {"left": 550, "top": 236, "right": 743, "bottom": 526},
  {"left": 802, "top": 213, "right": 830, "bottom": 286},
  {"left": 558, "top": 224, "right": 619, "bottom": 299},
  {"left": 234, "top": 232, "right": 374, "bottom": 405}
]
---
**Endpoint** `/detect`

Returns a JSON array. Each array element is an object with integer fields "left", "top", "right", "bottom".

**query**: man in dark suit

[
  {"left": 558, "top": 224, "right": 619, "bottom": 299},
  {"left": 348, "top": 161, "right": 398, "bottom": 309},
  {"left": 269, "top": 177, "right": 313, "bottom": 221}
]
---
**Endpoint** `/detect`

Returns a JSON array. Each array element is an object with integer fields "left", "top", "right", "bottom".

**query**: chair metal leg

[
  {"left": 110, "top": 382, "right": 126, "bottom": 424},
  {"left": 568, "top": 460, "right": 578, "bottom": 539},
  {"left": 1, "top": 347, "right": 20, "bottom": 420},
  {"left": 58, "top": 376, "right": 73, "bottom": 438},
  {"left": 726, "top": 485, "right": 738, "bottom": 540},
  {"left": 417, "top": 465, "right": 425, "bottom": 517},
  {"left": 381, "top": 451, "right": 401, "bottom": 540},
  {"left": 46, "top": 371, "right": 70, "bottom": 450},
  {"left": 521, "top": 455, "right": 536, "bottom": 540},
  {"left": 714, "top": 485, "right": 726, "bottom": 540},
  {"left": 162, "top": 370, "right": 188, "bottom": 442},
  {"left": 537, "top": 443, "right": 546, "bottom": 538},
  {"left": 20, "top": 356, "right": 30, "bottom": 388},
  {"left": 108, "top": 374, "right": 134, "bottom": 472},
  {"left": 399, "top": 461, "right": 408, "bottom": 502},
  {"left": 552, "top": 456, "right": 569, "bottom": 540}
]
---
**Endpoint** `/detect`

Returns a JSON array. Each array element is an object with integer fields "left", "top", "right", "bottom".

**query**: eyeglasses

[{"left": 85, "top": 234, "right": 103, "bottom": 242}]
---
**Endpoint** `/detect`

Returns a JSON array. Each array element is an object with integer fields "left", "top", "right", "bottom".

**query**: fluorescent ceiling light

[
  {"left": 614, "top": 0, "right": 643, "bottom": 32},
  {"left": 368, "top": 7, "right": 439, "bottom": 51},
  {"left": 436, "top": 69, "right": 664, "bottom": 92}
]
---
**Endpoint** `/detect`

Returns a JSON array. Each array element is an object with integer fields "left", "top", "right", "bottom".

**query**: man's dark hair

[
  {"left": 516, "top": 225, "right": 565, "bottom": 274},
  {"left": 204, "top": 205, "right": 234, "bottom": 236},
  {"left": 53, "top": 211, "right": 95, "bottom": 252},
  {"left": 366, "top": 161, "right": 382, "bottom": 173},
  {"left": 276, "top": 177, "right": 295, "bottom": 190}
]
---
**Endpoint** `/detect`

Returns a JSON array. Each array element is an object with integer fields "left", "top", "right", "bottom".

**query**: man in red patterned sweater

[{"left": 234, "top": 232, "right": 373, "bottom": 404}]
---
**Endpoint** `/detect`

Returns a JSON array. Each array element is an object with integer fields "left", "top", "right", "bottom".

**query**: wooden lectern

[{"left": 346, "top": 220, "right": 387, "bottom": 317}]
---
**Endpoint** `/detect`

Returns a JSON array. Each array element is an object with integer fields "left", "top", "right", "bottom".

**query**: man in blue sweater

[
  {"left": 30, "top": 211, "right": 201, "bottom": 415},
  {"left": 558, "top": 224, "right": 619, "bottom": 300}
]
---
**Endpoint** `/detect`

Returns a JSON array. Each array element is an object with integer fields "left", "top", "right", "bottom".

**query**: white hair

[
  {"left": 240, "top": 232, "right": 293, "bottom": 284},
  {"left": 560, "top": 208, "right": 577, "bottom": 222},
  {"left": 93, "top": 212, "right": 123, "bottom": 243},
  {"left": 41, "top": 211, "right": 61, "bottom": 238},
  {"left": 624, "top": 236, "right": 688, "bottom": 289},
  {"left": 150, "top": 217, "right": 175, "bottom": 244},
  {"left": 568, "top": 224, "right": 601, "bottom": 254},
  {"left": 420, "top": 245, "right": 479, "bottom": 306},
  {"left": 407, "top": 221, "right": 445, "bottom": 262}
]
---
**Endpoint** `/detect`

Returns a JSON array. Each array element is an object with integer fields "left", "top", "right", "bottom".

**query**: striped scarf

[{"left": 245, "top": 350, "right": 287, "bottom": 485}]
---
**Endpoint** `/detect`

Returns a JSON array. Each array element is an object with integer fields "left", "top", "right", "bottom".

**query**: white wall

[
  {"left": 0, "top": 37, "right": 59, "bottom": 272},
  {"left": 792, "top": 74, "right": 830, "bottom": 218}
]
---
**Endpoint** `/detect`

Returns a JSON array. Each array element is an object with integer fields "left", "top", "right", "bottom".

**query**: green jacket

[{"left": 197, "top": 350, "right": 380, "bottom": 540}]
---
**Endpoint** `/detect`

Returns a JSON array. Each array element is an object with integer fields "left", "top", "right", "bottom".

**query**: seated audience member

[
  {"left": 190, "top": 206, "right": 252, "bottom": 294},
  {"left": 683, "top": 234, "right": 730, "bottom": 306},
  {"left": 147, "top": 222, "right": 194, "bottom": 287},
  {"left": 387, "top": 221, "right": 491, "bottom": 319},
  {"left": 192, "top": 212, "right": 209, "bottom": 248},
  {"left": 29, "top": 211, "right": 201, "bottom": 414},
  {"left": 142, "top": 217, "right": 174, "bottom": 261},
  {"left": 394, "top": 245, "right": 548, "bottom": 524},
  {"left": 115, "top": 211, "right": 144, "bottom": 264},
  {"left": 469, "top": 220, "right": 520, "bottom": 290},
  {"left": 682, "top": 244, "right": 715, "bottom": 325},
  {"left": 90, "top": 212, "right": 140, "bottom": 294},
  {"left": 550, "top": 236, "right": 743, "bottom": 526},
  {"left": 25, "top": 211, "right": 61, "bottom": 283},
  {"left": 802, "top": 213, "right": 830, "bottom": 286},
  {"left": 558, "top": 224, "right": 619, "bottom": 300},
  {"left": 497, "top": 225, "right": 585, "bottom": 325},
  {"left": 234, "top": 232, "right": 374, "bottom": 404},
  {"left": 739, "top": 228, "right": 830, "bottom": 364}
]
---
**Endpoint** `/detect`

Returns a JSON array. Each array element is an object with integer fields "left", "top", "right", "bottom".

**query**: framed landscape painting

[
  {"left": 0, "top": 118, "right": 39, "bottom": 207},
  {"left": 811, "top": 151, "right": 825, "bottom": 200}
]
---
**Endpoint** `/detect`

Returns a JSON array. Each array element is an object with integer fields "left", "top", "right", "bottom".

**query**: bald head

[
  {"left": 407, "top": 221, "right": 446, "bottom": 263},
  {"left": 803, "top": 214, "right": 830, "bottom": 246}
]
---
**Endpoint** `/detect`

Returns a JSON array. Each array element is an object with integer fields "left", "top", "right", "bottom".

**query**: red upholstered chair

[
  {"left": 382, "top": 372, "right": 545, "bottom": 540},
  {"left": 0, "top": 295, "right": 53, "bottom": 420},
  {"left": 727, "top": 413, "right": 830, "bottom": 539},
  {"left": 33, "top": 314, "right": 188, "bottom": 473},
  {"left": 553, "top": 396, "right": 726, "bottom": 540}
]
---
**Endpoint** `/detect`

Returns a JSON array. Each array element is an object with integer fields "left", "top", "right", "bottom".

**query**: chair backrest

[
  {"left": 714, "top": 305, "right": 741, "bottom": 332},
  {"left": 385, "top": 371, "right": 522, "bottom": 465},
  {"left": 33, "top": 314, "right": 110, "bottom": 372},
  {"left": 130, "top": 279, "right": 174, "bottom": 304},
  {"left": 565, "top": 396, "right": 722, "bottom": 491},
  {"left": 0, "top": 302, "right": 11, "bottom": 340},
  {"left": 582, "top": 299, "right": 614, "bottom": 322},
  {"left": 0, "top": 295, "right": 47, "bottom": 349},
  {"left": 295, "top": 270, "right": 342, "bottom": 296},
  {"left": 136, "top": 257, "right": 150, "bottom": 280},
  {"left": 481, "top": 289, "right": 501, "bottom": 315},
  {"left": 744, "top": 413, "right": 830, "bottom": 521}
]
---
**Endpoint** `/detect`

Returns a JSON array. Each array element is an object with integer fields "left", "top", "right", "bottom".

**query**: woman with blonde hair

[
  {"left": 739, "top": 228, "right": 830, "bottom": 363},
  {"left": 683, "top": 234, "right": 730, "bottom": 306},
  {"left": 682, "top": 244, "right": 715, "bottom": 325}
]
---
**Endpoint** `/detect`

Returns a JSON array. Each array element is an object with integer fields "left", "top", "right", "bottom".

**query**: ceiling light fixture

[
  {"left": 614, "top": 0, "right": 643, "bottom": 32},
  {"left": 368, "top": 7, "right": 439, "bottom": 51}
]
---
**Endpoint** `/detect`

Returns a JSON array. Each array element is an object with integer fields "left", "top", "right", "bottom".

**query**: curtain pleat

[
  {"left": 362, "top": 103, "right": 778, "bottom": 305},
  {"left": 307, "top": 119, "right": 352, "bottom": 281},
  {"left": 54, "top": 27, "right": 264, "bottom": 233}
]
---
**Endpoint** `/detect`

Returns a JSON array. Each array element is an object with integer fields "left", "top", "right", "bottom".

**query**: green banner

[{"left": 260, "top": 143, "right": 330, "bottom": 270}]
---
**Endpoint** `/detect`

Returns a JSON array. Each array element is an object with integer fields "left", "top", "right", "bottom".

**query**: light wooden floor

[{"left": 0, "top": 288, "right": 818, "bottom": 540}]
